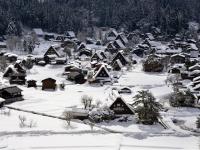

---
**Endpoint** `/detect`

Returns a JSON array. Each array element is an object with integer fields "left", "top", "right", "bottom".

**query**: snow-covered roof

[
  {"left": 146, "top": 33, "right": 155, "bottom": 41},
  {"left": 116, "top": 34, "right": 128, "bottom": 44},
  {"left": 66, "top": 31, "right": 75, "bottom": 38},
  {"left": 115, "top": 59, "right": 123, "bottom": 68},
  {"left": 171, "top": 53, "right": 185, "bottom": 58},
  {"left": 64, "top": 108, "right": 89, "bottom": 116},
  {"left": 189, "top": 64, "right": 200, "bottom": 71},
  {"left": 189, "top": 43, "right": 198, "bottom": 50},
  {"left": 192, "top": 83, "right": 200, "bottom": 91},
  {"left": 33, "top": 28, "right": 44, "bottom": 35},
  {"left": 113, "top": 39, "right": 126, "bottom": 49},
  {"left": 93, "top": 64, "right": 111, "bottom": 80},
  {"left": 0, "top": 97, "right": 5, "bottom": 103},
  {"left": 193, "top": 76, "right": 200, "bottom": 82},
  {"left": 190, "top": 70, "right": 200, "bottom": 75},
  {"left": 157, "top": 48, "right": 182, "bottom": 54},
  {"left": 108, "top": 29, "right": 118, "bottom": 37}
]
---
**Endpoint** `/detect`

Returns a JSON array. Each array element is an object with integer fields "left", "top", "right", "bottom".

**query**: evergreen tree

[{"left": 133, "top": 90, "right": 162, "bottom": 125}]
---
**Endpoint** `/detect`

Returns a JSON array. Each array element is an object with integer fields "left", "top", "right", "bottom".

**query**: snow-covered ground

[{"left": 1, "top": 43, "right": 200, "bottom": 149}]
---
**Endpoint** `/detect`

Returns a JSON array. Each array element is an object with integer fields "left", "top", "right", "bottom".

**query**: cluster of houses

[{"left": 2, "top": 26, "right": 200, "bottom": 117}]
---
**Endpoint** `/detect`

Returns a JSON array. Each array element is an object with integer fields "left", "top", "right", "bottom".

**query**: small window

[{"left": 117, "top": 103, "right": 121, "bottom": 107}]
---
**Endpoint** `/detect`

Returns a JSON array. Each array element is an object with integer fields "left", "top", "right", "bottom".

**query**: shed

[
  {"left": 27, "top": 80, "right": 37, "bottom": 88},
  {"left": 0, "top": 86, "right": 23, "bottom": 104},
  {"left": 42, "top": 78, "right": 56, "bottom": 90}
]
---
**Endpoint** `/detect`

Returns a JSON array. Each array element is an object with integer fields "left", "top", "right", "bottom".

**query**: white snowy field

[
  {"left": 6, "top": 63, "right": 173, "bottom": 117},
  {"left": 0, "top": 133, "right": 199, "bottom": 150},
  {"left": 1, "top": 52, "right": 200, "bottom": 149}
]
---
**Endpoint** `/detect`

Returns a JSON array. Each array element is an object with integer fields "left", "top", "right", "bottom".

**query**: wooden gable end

[
  {"left": 44, "top": 47, "right": 59, "bottom": 57},
  {"left": 107, "top": 43, "right": 115, "bottom": 49},
  {"left": 112, "top": 52, "right": 128, "bottom": 66},
  {"left": 110, "top": 97, "right": 134, "bottom": 115},
  {"left": 91, "top": 53, "right": 100, "bottom": 60},
  {"left": 96, "top": 67, "right": 110, "bottom": 78}
]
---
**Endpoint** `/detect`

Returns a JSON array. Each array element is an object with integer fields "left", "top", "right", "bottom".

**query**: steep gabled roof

[
  {"left": 112, "top": 59, "right": 123, "bottom": 69},
  {"left": 189, "top": 64, "right": 200, "bottom": 71},
  {"left": 112, "top": 51, "right": 129, "bottom": 65},
  {"left": 44, "top": 46, "right": 60, "bottom": 57},
  {"left": 110, "top": 96, "right": 134, "bottom": 114},
  {"left": 65, "top": 31, "right": 75, "bottom": 38},
  {"left": 91, "top": 52, "right": 103, "bottom": 60},
  {"left": 2, "top": 86, "right": 22, "bottom": 94},
  {"left": 116, "top": 34, "right": 128, "bottom": 45},
  {"left": 113, "top": 39, "right": 126, "bottom": 49},
  {"left": 33, "top": 28, "right": 44, "bottom": 35},
  {"left": 93, "top": 64, "right": 111, "bottom": 80}
]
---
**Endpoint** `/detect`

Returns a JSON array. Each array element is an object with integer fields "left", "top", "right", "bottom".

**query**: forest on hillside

[{"left": 0, "top": 0, "right": 200, "bottom": 35}]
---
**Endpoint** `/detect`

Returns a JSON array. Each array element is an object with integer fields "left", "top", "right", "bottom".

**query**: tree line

[{"left": 0, "top": 0, "right": 200, "bottom": 35}]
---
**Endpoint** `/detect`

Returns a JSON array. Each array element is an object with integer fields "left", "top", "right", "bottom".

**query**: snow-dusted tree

[
  {"left": 95, "top": 100, "right": 102, "bottom": 108},
  {"left": 88, "top": 121, "right": 95, "bottom": 130},
  {"left": 169, "top": 90, "right": 195, "bottom": 107},
  {"left": 81, "top": 95, "right": 93, "bottom": 109},
  {"left": 23, "top": 58, "right": 34, "bottom": 71},
  {"left": 143, "top": 56, "right": 164, "bottom": 72},
  {"left": 165, "top": 74, "right": 181, "bottom": 92},
  {"left": 0, "top": 56, "right": 8, "bottom": 72},
  {"left": 6, "top": 21, "right": 18, "bottom": 36},
  {"left": 127, "top": 34, "right": 141, "bottom": 48},
  {"left": 23, "top": 35, "right": 36, "bottom": 54},
  {"left": 63, "top": 111, "right": 73, "bottom": 126},
  {"left": 133, "top": 90, "right": 162, "bottom": 125},
  {"left": 63, "top": 47, "right": 72, "bottom": 58},
  {"left": 6, "top": 36, "right": 22, "bottom": 51},
  {"left": 89, "top": 106, "right": 115, "bottom": 123},
  {"left": 18, "top": 115, "right": 27, "bottom": 128}
]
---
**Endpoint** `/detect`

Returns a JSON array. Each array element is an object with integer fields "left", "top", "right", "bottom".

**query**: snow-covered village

[{"left": 0, "top": 1, "right": 200, "bottom": 150}]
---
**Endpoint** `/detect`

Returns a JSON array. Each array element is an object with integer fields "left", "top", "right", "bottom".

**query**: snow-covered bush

[
  {"left": 18, "top": 115, "right": 37, "bottom": 128},
  {"left": 81, "top": 95, "right": 93, "bottom": 110},
  {"left": 169, "top": 90, "right": 195, "bottom": 107},
  {"left": 89, "top": 107, "right": 115, "bottom": 123},
  {"left": 0, "top": 108, "right": 11, "bottom": 116},
  {"left": 143, "top": 56, "right": 164, "bottom": 72}
]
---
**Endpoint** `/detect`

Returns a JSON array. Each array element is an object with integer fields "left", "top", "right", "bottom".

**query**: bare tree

[
  {"left": 63, "top": 111, "right": 73, "bottom": 126},
  {"left": 0, "top": 56, "right": 8, "bottom": 72},
  {"left": 19, "top": 115, "right": 27, "bottom": 128},
  {"left": 63, "top": 47, "right": 72, "bottom": 58},
  {"left": 81, "top": 95, "right": 93, "bottom": 109},
  {"left": 88, "top": 122, "right": 95, "bottom": 131},
  {"left": 18, "top": 115, "right": 37, "bottom": 128}
]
